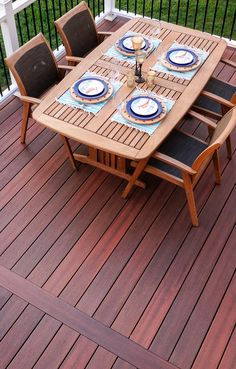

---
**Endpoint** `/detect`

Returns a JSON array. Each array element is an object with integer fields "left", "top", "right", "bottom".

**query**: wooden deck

[{"left": 0, "top": 16, "right": 236, "bottom": 369}]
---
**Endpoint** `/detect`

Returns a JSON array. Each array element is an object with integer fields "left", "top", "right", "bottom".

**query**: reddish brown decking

[{"left": 0, "top": 16, "right": 236, "bottom": 369}]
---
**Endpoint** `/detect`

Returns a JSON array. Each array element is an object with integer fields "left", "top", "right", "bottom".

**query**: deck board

[{"left": 0, "top": 16, "right": 236, "bottom": 369}]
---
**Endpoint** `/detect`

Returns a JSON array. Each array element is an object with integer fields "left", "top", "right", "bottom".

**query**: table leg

[
  {"left": 122, "top": 157, "right": 150, "bottom": 199},
  {"left": 60, "top": 135, "right": 77, "bottom": 170},
  {"left": 73, "top": 150, "right": 146, "bottom": 190}
]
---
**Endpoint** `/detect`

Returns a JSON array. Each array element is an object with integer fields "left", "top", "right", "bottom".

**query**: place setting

[
  {"left": 70, "top": 75, "right": 113, "bottom": 104},
  {"left": 120, "top": 94, "right": 167, "bottom": 125},
  {"left": 115, "top": 34, "right": 153, "bottom": 58},
  {"left": 112, "top": 89, "right": 175, "bottom": 135},
  {"left": 152, "top": 42, "right": 209, "bottom": 80},
  {"left": 56, "top": 71, "right": 122, "bottom": 115},
  {"left": 105, "top": 30, "right": 161, "bottom": 65}
]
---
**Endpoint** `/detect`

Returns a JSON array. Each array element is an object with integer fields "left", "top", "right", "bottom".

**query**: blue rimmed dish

[
  {"left": 166, "top": 48, "right": 198, "bottom": 67},
  {"left": 126, "top": 96, "right": 163, "bottom": 121},
  {"left": 73, "top": 77, "right": 109, "bottom": 99},
  {"left": 118, "top": 35, "right": 150, "bottom": 54}
]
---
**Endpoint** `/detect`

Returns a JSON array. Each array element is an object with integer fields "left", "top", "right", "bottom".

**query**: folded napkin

[
  {"left": 152, "top": 42, "right": 209, "bottom": 80},
  {"left": 111, "top": 90, "right": 175, "bottom": 135},
  {"left": 105, "top": 32, "right": 161, "bottom": 65},
  {"left": 56, "top": 73, "right": 122, "bottom": 115}
]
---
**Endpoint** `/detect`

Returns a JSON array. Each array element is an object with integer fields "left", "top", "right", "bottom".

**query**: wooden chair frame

[
  {"left": 123, "top": 107, "right": 236, "bottom": 227},
  {"left": 5, "top": 33, "right": 76, "bottom": 169},
  {"left": 55, "top": 1, "right": 112, "bottom": 65},
  {"left": 193, "top": 57, "right": 236, "bottom": 158}
]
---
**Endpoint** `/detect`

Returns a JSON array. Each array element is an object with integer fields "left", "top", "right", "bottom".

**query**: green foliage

[
  {"left": 116, "top": 0, "right": 236, "bottom": 39},
  {"left": 1, "top": 0, "right": 235, "bottom": 93}
]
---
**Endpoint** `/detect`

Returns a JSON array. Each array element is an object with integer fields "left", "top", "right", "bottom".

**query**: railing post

[
  {"left": 104, "top": 0, "right": 116, "bottom": 21},
  {"left": 0, "top": 0, "right": 19, "bottom": 56}
]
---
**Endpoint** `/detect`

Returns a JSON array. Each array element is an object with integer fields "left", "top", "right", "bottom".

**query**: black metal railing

[
  {"left": 0, "top": 0, "right": 236, "bottom": 97},
  {"left": 0, "top": 0, "right": 103, "bottom": 96},
  {"left": 117, "top": 0, "right": 236, "bottom": 40},
  {"left": 15, "top": 0, "right": 103, "bottom": 51}
]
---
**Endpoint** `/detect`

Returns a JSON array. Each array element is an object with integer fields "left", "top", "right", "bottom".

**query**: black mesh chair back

[
  {"left": 195, "top": 78, "right": 236, "bottom": 114},
  {"left": 6, "top": 33, "right": 60, "bottom": 98},
  {"left": 55, "top": 1, "right": 99, "bottom": 58},
  {"left": 63, "top": 8, "right": 98, "bottom": 57},
  {"left": 15, "top": 43, "right": 59, "bottom": 98},
  {"left": 5, "top": 33, "right": 61, "bottom": 144}
]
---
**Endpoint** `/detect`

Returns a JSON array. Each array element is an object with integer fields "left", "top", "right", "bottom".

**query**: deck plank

[
  {"left": 191, "top": 262, "right": 236, "bottom": 369},
  {"left": 0, "top": 16, "right": 236, "bottom": 369},
  {"left": 0, "top": 266, "right": 179, "bottom": 369},
  {"left": 217, "top": 327, "right": 236, "bottom": 369},
  {"left": 150, "top": 187, "right": 236, "bottom": 359}
]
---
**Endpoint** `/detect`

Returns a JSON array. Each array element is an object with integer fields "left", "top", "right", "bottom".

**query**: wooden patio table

[{"left": 33, "top": 17, "right": 226, "bottom": 197}]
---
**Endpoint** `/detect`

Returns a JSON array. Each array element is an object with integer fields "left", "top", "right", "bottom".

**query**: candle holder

[
  {"left": 127, "top": 70, "right": 135, "bottom": 88},
  {"left": 132, "top": 36, "right": 144, "bottom": 76},
  {"left": 146, "top": 70, "right": 156, "bottom": 88},
  {"left": 135, "top": 50, "right": 147, "bottom": 84}
]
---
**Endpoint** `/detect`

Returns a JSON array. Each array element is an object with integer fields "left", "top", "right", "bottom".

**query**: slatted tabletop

[{"left": 33, "top": 18, "right": 226, "bottom": 160}]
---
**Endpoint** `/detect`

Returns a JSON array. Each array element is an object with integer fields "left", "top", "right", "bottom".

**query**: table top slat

[{"left": 33, "top": 18, "right": 226, "bottom": 160}]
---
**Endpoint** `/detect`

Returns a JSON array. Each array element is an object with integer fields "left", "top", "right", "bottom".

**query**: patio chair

[
  {"left": 194, "top": 58, "right": 236, "bottom": 158},
  {"left": 54, "top": 1, "right": 112, "bottom": 65},
  {"left": 5, "top": 33, "right": 76, "bottom": 169},
  {"left": 127, "top": 107, "right": 236, "bottom": 227}
]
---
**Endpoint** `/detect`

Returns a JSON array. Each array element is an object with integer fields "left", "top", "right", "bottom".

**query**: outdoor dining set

[{"left": 5, "top": 1, "right": 236, "bottom": 226}]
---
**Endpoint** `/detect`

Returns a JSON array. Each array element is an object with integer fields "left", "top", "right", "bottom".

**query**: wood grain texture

[
  {"left": 0, "top": 265, "right": 178, "bottom": 369},
  {"left": 0, "top": 16, "right": 235, "bottom": 369},
  {"left": 33, "top": 18, "right": 226, "bottom": 161}
]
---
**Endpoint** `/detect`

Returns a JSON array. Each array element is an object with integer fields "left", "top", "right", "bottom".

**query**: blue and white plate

[
  {"left": 126, "top": 96, "right": 162, "bottom": 121},
  {"left": 118, "top": 36, "right": 150, "bottom": 53},
  {"left": 166, "top": 48, "right": 198, "bottom": 67},
  {"left": 73, "top": 77, "right": 108, "bottom": 99}
]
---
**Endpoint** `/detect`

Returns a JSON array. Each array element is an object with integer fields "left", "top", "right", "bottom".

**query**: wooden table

[{"left": 33, "top": 18, "right": 226, "bottom": 197}]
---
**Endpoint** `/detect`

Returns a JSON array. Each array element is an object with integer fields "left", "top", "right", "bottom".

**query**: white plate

[
  {"left": 131, "top": 97, "right": 158, "bottom": 116},
  {"left": 123, "top": 36, "right": 146, "bottom": 50},
  {"left": 169, "top": 50, "right": 194, "bottom": 64},
  {"left": 78, "top": 79, "right": 104, "bottom": 96}
]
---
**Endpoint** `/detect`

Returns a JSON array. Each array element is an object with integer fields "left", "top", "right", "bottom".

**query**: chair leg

[
  {"left": 221, "top": 106, "right": 232, "bottom": 159},
  {"left": 226, "top": 136, "right": 232, "bottom": 159},
  {"left": 183, "top": 173, "right": 199, "bottom": 227},
  {"left": 60, "top": 135, "right": 77, "bottom": 170},
  {"left": 213, "top": 150, "right": 221, "bottom": 185},
  {"left": 21, "top": 102, "right": 31, "bottom": 144}
]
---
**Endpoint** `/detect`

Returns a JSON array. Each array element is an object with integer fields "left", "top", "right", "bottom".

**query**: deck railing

[
  {"left": 115, "top": 0, "right": 236, "bottom": 41},
  {"left": 0, "top": 0, "right": 235, "bottom": 101},
  {"left": 0, "top": 0, "right": 109, "bottom": 99}
]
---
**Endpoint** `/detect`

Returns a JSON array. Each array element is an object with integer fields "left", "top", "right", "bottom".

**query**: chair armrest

[
  {"left": 98, "top": 31, "right": 112, "bottom": 36},
  {"left": 200, "top": 90, "right": 235, "bottom": 109},
  {"left": 221, "top": 58, "right": 236, "bottom": 69},
  {"left": 98, "top": 31, "right": 112, "bottom": 43},
  {"left": 187, "top": 109, "right": 217, "bottom": 129},
  {"left": 191, "top": 105, "right": 222, "bottom": 121},
  {"left": 14, "top": 92, "right": 41, "bottom": 105},
  {"left": 152, "top": 152, "right": 197, "bottom": 175},
  {"left": 57, "top": 64, "right": 75, "bottom": 71},
  {"left": 66, "top": 56, "right": 84, "bottom": 64}
]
